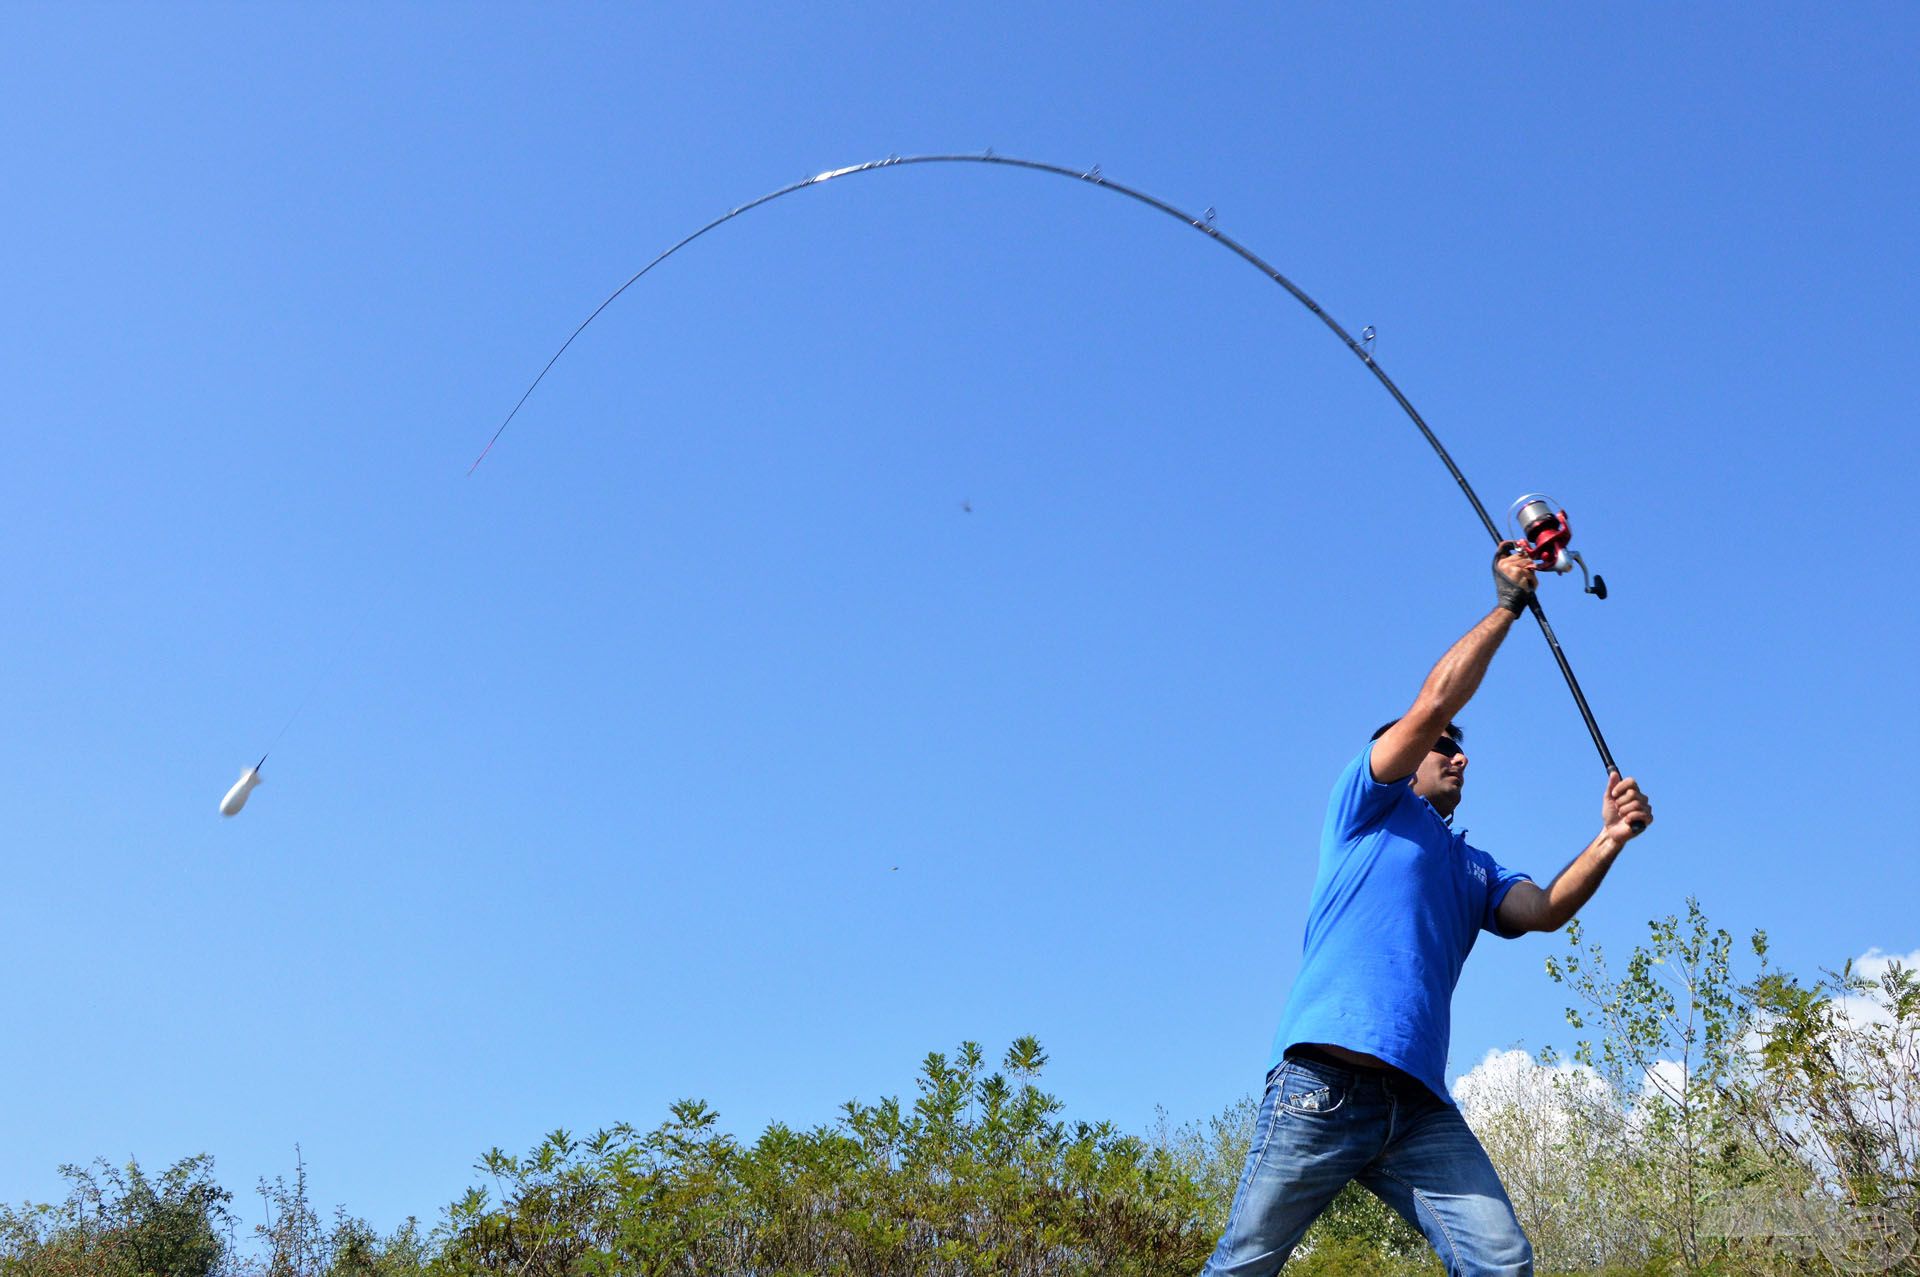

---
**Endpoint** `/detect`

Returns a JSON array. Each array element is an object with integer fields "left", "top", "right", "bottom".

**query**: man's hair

[{"left": 1371, "top": 718, "right": 1463, "bottom": 743}]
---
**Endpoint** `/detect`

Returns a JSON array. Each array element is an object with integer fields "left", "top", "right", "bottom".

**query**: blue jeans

[{"left": 1201, "top": 1053, "right": 1532, "bottom": 1276}]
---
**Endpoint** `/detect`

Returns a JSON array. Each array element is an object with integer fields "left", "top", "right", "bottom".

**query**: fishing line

[
  {"left": 220, "top": 642, "right": 339, "bottom": 817},
  {"left": 468, "top": 151, "right": 1628, "bottom": 776},
  {"left": 221, "top": 588, "right": 382, "bottom": 816},
  {"left": 261, "top": 607, "right": 366, "bottom": 759}
]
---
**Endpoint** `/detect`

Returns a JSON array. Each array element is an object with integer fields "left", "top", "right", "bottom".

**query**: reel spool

[{"left": 1508, "top": 493, "right": 1607, "bottom": 599}]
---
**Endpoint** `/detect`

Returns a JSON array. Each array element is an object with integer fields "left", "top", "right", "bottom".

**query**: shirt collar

[{"left": 1413, "top": 789, "right": 1462, "bottom": 835}]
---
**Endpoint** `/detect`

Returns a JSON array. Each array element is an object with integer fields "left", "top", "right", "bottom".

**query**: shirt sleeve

[
  {"left": 1325, "top": 743, "right": 1405, "bottom": 839},
  {"left": 1474, "top": 846, "right": 1535, "bottom": 939}
]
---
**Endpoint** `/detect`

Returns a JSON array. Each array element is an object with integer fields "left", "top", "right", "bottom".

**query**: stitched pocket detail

[{"left": 1278, "top": 1076, "right": 1347, "bottom": 1116}]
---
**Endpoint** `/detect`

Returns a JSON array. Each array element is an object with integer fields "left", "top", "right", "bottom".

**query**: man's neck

[{"left": 1413, "top": 787, "right": 1459, "bottom": 824}]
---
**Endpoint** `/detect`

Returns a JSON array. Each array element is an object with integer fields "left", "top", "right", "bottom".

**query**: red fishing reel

[{"left": 1508, "top": 494, "right": 1607, "bottom": 599}]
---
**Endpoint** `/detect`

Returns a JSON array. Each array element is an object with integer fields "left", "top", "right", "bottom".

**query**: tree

[
  {"left": 1737, "top": 955, "right": 1920, "bottom": 1274},
  {"left": 1544, "top": 899, "right": 1770, "bottom": 1274},
  {"left": 1455, "top": 1047, "right": 1660, "bottom": 1272},
  {"left": 0, "top": 1155, "right": 234, "bottom": 1277},
  {"left": 249, "top": 1148, "right": 430, "bottom": 1277}
]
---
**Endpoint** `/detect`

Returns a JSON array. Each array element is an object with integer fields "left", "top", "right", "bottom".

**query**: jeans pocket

[{"left": 1277, "top": 1068, "right": 1348, "bottom": 1116}]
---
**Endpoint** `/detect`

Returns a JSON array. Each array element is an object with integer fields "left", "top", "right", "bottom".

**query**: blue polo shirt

[{"left": 1269, "top": 743, "right": 1533, "bottom": 1102}]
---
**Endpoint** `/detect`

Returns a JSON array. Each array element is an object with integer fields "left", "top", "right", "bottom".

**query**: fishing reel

[{"left": 1507, "top": 494, "right": 1607, "bottom": 599}]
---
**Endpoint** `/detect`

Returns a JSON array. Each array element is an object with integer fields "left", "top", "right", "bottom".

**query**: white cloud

[
  {"left": 1834, "top": 946, "right": 1919, "bottom": 1031},
  {"left": 1452, "top": 1047, "right": 1610, "bottom": 1133},
  {"left": 1638, "top": 1057, "right": 1688, "bottom": 1106},
  {"left": 1851, "top": 948, "right": 1920, "bottom": 983}
]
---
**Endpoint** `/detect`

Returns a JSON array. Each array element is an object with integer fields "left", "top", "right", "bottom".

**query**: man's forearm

[
  {"left": 1411, "top": 608, "right": 1519, "bottom": 722},
  {"left": 1538, "top": 834, "right": 1626, "bottom": 930}
]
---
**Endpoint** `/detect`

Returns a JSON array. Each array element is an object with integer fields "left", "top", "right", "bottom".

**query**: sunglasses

[{"left": 1430, "top": 737, "right": 1464, "bottom": 760}]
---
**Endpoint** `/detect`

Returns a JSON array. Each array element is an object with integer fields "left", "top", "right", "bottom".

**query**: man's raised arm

[{"left": 1370, "top": 549, "right": 1537, "bottom": 783}]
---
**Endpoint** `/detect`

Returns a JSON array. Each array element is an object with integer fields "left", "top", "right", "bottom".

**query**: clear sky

[{"left": 4, "top": 0, "right": 1916, "bottom": 1238}]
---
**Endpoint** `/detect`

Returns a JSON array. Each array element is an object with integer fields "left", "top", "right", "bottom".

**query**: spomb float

[{"left": 219, "top": 764, "right": 263, "bottom": 817}]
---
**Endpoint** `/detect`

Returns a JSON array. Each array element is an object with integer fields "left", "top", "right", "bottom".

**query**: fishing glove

[{"left": 1494, "top": 542, "right": 1535, "bottom": 615}]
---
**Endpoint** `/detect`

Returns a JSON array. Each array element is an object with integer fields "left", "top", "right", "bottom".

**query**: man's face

[{"left": 1410, "top": 735, "right": 1467, "bottom": 816}]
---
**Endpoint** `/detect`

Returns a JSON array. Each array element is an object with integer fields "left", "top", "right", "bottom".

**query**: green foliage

[
  {"left": 1538, "top": 901, "right": 1920, "bottom": 1276},
  {"left": 1283, "top": 1229, "right": 1441, "bottom": 1276},
  {"left": 432, "top": 1038, "right": 1212, "bottom": 1276},
  {"left": 1299, "top": 1181, "right": 1430, "bottom": 1263},
  {"left": 14, "top": 955, "right": 1916, "bottom": 1277},
  {"left": 0, "top": 1155, "right": 233, "bottom": 1277},
  {"left": 1146, "top": 1092, "right": 1256, "bottom": 1241},
  {"left": 321, "top": 1216, "right": 430, "bottom": 1277},
  {"left": 0, "top": 1152, "right": 428, "bottom": 1277},
  {"left": 1737, "top": 955, "right": 1920, "bottom": 1273},
  {"left": 251, "top": 1149, "right": 429, "bottom": 1277},
  {"left": 1543, "top": 899, "right": 1769, "bottom": 1273}
]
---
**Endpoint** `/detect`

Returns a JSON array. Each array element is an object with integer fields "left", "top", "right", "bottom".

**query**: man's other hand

[{"left": 1602, "top": 772, "right": 1653, "bottom": 842}]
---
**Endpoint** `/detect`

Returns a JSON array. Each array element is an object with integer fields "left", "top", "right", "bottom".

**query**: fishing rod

[{"left": 471, "top": 151, "right": 1630, "bottom": 780}]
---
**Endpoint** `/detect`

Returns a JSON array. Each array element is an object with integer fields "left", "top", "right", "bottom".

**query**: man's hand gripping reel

[{"left": 1507, "top": 494, "right": 1607, "bottom": 600}]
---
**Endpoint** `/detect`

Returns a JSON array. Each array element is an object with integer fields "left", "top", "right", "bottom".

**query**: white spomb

[{"left": 219, "top": 767, "right": 263, "bottom": 817}]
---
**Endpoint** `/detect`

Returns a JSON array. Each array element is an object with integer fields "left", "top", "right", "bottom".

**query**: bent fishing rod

[{"left": 473, "top": 151, "right": 1631, "bottom": 781}]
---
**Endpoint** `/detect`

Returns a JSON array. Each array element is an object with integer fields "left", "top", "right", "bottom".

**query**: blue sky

[{"left": 4, "top": 1, "right": 1916, "bottom": 1237}]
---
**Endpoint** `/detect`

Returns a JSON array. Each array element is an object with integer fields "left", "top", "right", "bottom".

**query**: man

[{"left": 1201, "top": 547, "right": 1653, "bottom": 1276}]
